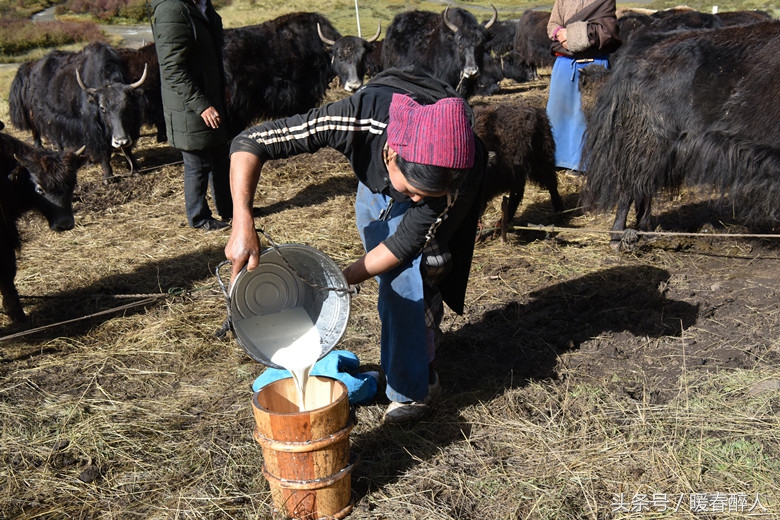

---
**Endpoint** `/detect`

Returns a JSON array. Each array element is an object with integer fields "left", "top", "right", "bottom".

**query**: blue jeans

[
  {"left": 180, "top": 144, "right": 233, "bottom": 227},
  {"left": 355, "top": 183, "right": 429, "bottom": 403}
]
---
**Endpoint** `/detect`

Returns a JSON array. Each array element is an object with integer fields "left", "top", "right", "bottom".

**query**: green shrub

[
  {"left": 0, "top": 0, "right": 59, "bottom": 19},
  {"left": 118, "top": 0, "right": 151, "bottom": 23},
  {"left": 0, "top": 19, "right": 104, "bottom": 55},
  {"left": 57, "top": 0, "right": 230, "bottom": 23}
]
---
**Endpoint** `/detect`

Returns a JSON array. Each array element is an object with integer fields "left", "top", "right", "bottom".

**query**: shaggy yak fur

[
  {"left": 612, "top": 8, "right": 771, "bottom": 66},
  {"left": 474, "top": 101, "right": 563, "bottom": 240},
  {"left": 221, "top": 12, "right": 341, "bottom": 137},
  {"left": 511, "top": 10, "right": 555, "bottom": 80},
  {"left": 581, "top": 21, "right": 780, "bottom": 249}
]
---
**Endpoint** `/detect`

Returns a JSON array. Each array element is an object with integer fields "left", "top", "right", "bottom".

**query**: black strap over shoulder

[{"left": 366, "top": 67, "right": 475, "bottom": 125}]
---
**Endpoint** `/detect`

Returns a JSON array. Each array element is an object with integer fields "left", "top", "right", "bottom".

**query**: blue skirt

[{"left": 546, "top": 55, "right": 610, "bottom": 171}]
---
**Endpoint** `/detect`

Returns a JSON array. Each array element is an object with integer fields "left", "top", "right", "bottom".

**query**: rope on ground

[
  {"left": 0, "top": 284, "right": 211, "bottom": 342},
  {"left": 105, "top": 160, "right": 184, "bottom": 179},
  {"left": 479, "top": 223, "right": 780, "bottom": 240},
  {"left": 0, "top": 295, "right": 164, "bottom": 343}
]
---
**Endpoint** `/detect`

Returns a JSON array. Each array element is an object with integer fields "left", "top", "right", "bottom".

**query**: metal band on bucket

[
  {"left": 262, "top": 454, "right": 360, "bottom": 490},
  {"left": 252, "top": 421, "right": 355, "bottom": 453}
]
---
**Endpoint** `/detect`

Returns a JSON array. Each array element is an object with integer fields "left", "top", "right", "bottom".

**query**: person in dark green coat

[{"left": 151, "top": 0, "right": 233, "bottom": 231}]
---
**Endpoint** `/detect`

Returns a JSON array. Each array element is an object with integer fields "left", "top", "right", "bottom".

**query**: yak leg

[
  {"left": 529, "top": 162, "right": 564, "bottom": 214},
  {"left": 500, "top": 182, "right": 526, "bottom": 240},
  {"left": 610, "top": 196, "right": 633, "bottom": 251},
  {"left": 154, "top": 121, "right": 167, "bottom": 143},
  {"left": 500, "top": 196, "right": 510, "bottom": 241},
  {"left": 475, "top": 219, "right": 486, "bottom": 243},
  {"left": 549, "top": 190, "right": 565, "bottom": 215},
  {"left": 634, "top": 196, "right": 654, "bottom": 231},
  {"left": 0, "top": 248, "right": 25, "bottom": 323},
  {"left": 32, "top": 129, "right": 43, "bottom": 149},
  {"left": 496, "top": 170, "right": 527, "bottom": 238},
  {"left": 542, "top": 177, "right": 565, "bottom": 214},
  {"left": 101, "top": 158, "right": 118, "bottom": 184}
]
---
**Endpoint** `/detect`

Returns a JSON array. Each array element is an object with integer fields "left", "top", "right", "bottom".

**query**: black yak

[
  {"left": 611, "top": 8, "right": 722, "bottom": 64},
  {"left": 581, "top": 21, "right": 780, "bottom": 249},
  {"left": 381, "top": 6, "right": 497, "bottom": 98},
  {"left": 222, "top": 12, "right": 341, "bottom": 137},
  {"left": 317, "top": 22, "right": 382, "bottom": 93},
  {"left": 483, "top": 19, "right": 538, "bottom": 89},
  {"left": 0, "top": 130, "right": 87, "bottom": 324},
  {"left": 118, "top": 42, "right": 166, "bottom": 143},
  {"left": 474, "top": 101, "right": 563, "bottom": 240},
  {"left": 511, "top": 10, "right": 556, "bottom": 80},
  {"left": 9, "top": 42, "right": 146, "bottom": 181}
]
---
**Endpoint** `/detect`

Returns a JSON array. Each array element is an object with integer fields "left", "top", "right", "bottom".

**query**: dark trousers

[{"left": 180, "top": 144, "right": 233, "bottom": 227}]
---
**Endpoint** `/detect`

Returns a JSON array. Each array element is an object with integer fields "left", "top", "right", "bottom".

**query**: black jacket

[
  {"left": 231, "top": 69, "right": 487, "bottom": 314},
  {"left": 151, "top": 0, "right": 229, "bottom": 150}
]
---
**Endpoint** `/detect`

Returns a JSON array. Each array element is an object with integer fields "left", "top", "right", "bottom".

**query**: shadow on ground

[
  {"left": 0, "top": 246, "right": 226, "bottom": 345},
  {"left": 350, "top": 264, "right": 700, "bottom": 498}
]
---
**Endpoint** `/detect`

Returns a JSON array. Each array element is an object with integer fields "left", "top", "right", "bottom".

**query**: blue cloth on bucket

[{"left": 251, "top": 350, "right": 378, "bottom": 405}]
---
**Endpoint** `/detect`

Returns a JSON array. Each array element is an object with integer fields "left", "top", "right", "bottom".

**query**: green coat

[{"left": 150, "top": 0, "right": 229, "bottom": 151}]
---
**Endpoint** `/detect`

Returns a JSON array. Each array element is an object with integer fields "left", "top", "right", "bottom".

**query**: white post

[
  {"left": 355, "top": 0, "right": 362, "bottom": 37},
  {"left": 712, "top": 5, "right": 718, "bottom": 14}
]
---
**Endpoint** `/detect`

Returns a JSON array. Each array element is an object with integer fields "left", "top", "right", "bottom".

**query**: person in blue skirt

[{"left": 546, "top": 0, "right": 621, "bottom": 173}]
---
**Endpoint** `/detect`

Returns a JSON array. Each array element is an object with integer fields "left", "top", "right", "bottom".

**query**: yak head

[
  {"left": 11, "top": 145, "right": 87, "bottom": 231},
  {"left": 77, "top": 64, "right": 146, "bottom": 151},
  {"left": 442, "top": 5, "right": 497, "bottom": 80},
  {"left": 320, "top": 22, "right": 382, "bottom": 92}
]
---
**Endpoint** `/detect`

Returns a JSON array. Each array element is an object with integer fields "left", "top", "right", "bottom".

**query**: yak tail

[
  {"left": 526, "top": 113, "right": 558, "bottom": 189},
  {"left": 679, "top": 131, "right": 780, "bottom": 225},
  {"left": 9, "top": 65, "right": 33, "bottom": 132}
]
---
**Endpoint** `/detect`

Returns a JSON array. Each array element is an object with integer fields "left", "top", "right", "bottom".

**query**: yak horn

[
  {"left": 317, "top": 23, "right": 336, "bottom": 46},
  {"left": 443, "top": 7, "right": 459, "bottom": 33},
  {"left": 484, "top": 4, "right": 498, "bottom": 29},
  {"left": 74, "top": 145, "right": 87, "bottom": 156},
  {"left": 129, "top": 64, "right": 147, "bottom": 89},
  {"left": 367, "top": 21, "right": 381, "bottom": 42},
  {"left": 76, "top": 69, "right": 90, "bottom": 92}
]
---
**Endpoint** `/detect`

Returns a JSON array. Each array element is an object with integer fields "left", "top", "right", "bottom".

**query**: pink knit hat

[{"left": 387, "top": 93, "right": 475, "bottom": 169}]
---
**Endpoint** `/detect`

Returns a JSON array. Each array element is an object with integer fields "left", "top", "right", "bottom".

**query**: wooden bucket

[{"left": 252, "top": 376, "right": 356, "bottom": 520}]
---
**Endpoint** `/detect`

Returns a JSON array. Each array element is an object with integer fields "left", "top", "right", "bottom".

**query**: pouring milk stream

[{"left": 234, "top": 307, "right": 322, "bottom": 410}]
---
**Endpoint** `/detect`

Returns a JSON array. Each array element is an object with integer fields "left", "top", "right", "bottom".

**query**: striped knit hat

[{"left": 387, "top": 93, "right": 475, "bottom": 169}]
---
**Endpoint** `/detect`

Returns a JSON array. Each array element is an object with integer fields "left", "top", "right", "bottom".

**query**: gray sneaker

[{"left": 382, "top": 371, "right": 441, "bottom": 425}]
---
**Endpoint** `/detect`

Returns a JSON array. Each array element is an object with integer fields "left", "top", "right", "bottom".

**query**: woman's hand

[
  {"left": 342, "top": 243, "right": 401, "bottom": 285},
  {"left": 225, "top": 217, "right": 262, "bottom": 280},
  {"left": 557, "top": 27, "right": 568, "bottom": 49},
  {"left": 225, "top": 151, "right": 265, "bottom": 280}
]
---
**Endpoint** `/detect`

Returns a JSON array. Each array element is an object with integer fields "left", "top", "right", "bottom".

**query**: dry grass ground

[{"left": 2, "top": 73, "right": 780, "bottom": 520}]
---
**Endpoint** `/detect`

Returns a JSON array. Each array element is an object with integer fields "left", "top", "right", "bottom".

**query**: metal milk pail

[{"left": 217, "top": 243, "right": 351, "bottom": 369}]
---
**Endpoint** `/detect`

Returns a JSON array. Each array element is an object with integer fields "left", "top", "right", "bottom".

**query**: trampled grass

[{"left": 1, "top": 3, "right": 780, "bottom": 518}]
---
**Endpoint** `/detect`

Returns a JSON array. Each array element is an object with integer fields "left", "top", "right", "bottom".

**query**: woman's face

[{"left": 384, "top": 147, "right": 446, "bottom": 202}]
